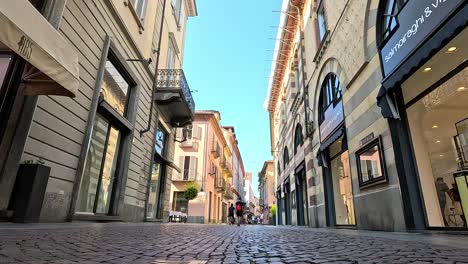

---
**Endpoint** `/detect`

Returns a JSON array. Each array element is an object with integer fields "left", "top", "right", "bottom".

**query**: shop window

[
  {"left": 172, "top": 191, "right": 188, "bottom": 213},
  {"left": 101, "top": 59, "right": 130, "bottom": 116},
  {"left": 77, "top": 49, "right": 136, "bottom": 215},
  {"left": 318, "top": 73, "right": 342, "bottom": 124},
  {"left": 283, "top": 147, "right": 290, "bottom": 168},
  {"left": 407, "top": 67, "right": 468, "bottom": 228},
  {"left": 377, "top": 0, "right": 407, "bottom": 45},
  {"left": 355, "top": 136, "right": 388, "bottom": 188},
  {"left": 147, "top": 163, "right": 161, "bottom": 218},
  {"left": 294, "top": 124, "right": 304, "bottom": 154},
  {"left": 155, "top": 126, "right": 167, "bottom": 156},
  {"left": 154, "top": 125, "right": 169, "bottom": 219}
]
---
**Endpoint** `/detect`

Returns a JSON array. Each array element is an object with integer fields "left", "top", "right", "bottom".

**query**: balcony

[
  {"left": 173, "top": 169, "right": 196, "bottom": 182},
  {"left": 215, "top": 175, "right": 225, "bottom": 191},
  {"left": 155, "top": 69, "right": 195, "bottom": 127},
  {"left": 224, "top": 186, "right": 234, "bottom": 200},
  {"left": 211, "top": 141, "right": 220, "bottom": 158}
]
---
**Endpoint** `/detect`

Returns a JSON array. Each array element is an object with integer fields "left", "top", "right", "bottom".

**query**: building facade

[
  {"left": 259, "top": 160, "right": 275, "bottom": 224},
  {"left": 267, "top": 0, "right": 468, "bottom": 232},
  {"left": 170, "top": 111, "right": 242, "bottom": 224},
  {"left": 0, "top": 0, "right": 197, "bottom": 223}
]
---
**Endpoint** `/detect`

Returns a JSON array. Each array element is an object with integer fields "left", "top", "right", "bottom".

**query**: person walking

[
  {"left": 235, "top": 201, "right": 243, "bottom": 226},
  {"left": 228, "top": 204, "right": 235, "bottom": 225}
]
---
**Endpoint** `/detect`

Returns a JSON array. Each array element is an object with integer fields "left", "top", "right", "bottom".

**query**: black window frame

[
  {"left": 277, "top": 161, "right": 281, "bottom": 176},
  {"left": 155, "top": 124, "right": 168, "bottom": 158},
  {"left": 317, "top": 2, "right": 328, "bottom": 43},
  {"left": 377, "top": 0, "right": 408, "bottom": 47},
  {"left": 283, "top": 147, "right": 290, "bottom": 168},
  {"left": 318, "top": 73, "right": 342, "bottom": 124},
  {"left": 294, "top": 124, "right": 304, "bottom": 155},
  {"left": 355, "top": 136, "right": 388, "bottom": 189}
]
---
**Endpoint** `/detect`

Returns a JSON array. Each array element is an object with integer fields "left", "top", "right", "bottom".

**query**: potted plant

[
  {"left": 270, "top": 205, "right": 277, "bottom": 226},
  {"left": 184, "top": 182, "right": 199, "bottom": 223},
  {"left": 9, "top": 157, "right": 50, "bottom": 223}
]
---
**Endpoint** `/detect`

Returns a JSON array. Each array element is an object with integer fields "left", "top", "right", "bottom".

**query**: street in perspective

[{"left": 0, "top": 0, "right": 467, "bottom": 263}]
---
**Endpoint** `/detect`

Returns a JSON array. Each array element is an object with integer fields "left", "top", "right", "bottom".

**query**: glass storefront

[
  {"left": 172, "top": 191, "right": 188, "bottom": 214},
  {"left": 77, "top": 114, "right": 121, "bottom": 214},
  {"left": 407, "top": 66, "right": 468, "bottom": 228},
  {"left": 329, "top": 137, "right": 355, "bottom": 225}
]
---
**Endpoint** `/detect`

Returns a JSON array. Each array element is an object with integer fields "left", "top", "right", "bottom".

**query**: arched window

[
  {"left": 318, "top": 73, "right": 342, "bottom": 124},
  {"left": 294, "top": 124, "right": 303, "bottom": 154},
  {"left": 377, "top": 0, "right": 407, "bottom": 46},
  {"left": 283, "top": 147, "right": 290, "bottom": 168}
]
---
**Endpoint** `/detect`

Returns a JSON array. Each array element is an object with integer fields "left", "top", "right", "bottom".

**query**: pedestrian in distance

[
  {"left": 235, "top": 200, "right": 243, "bottom": 226},
  {"left": 228, "top": 203, "right": 235, "bottom": 225}
]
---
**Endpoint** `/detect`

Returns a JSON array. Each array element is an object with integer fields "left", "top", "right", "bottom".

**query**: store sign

[
  {"left": 380, "top": 0, "right": 463, "bottom": 77},
  {"left": 320, "top": 100, "right": 344, "bottom": 142}
]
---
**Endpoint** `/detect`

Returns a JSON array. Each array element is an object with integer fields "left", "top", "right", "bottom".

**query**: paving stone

[{"left": 0, "top": 224, "right": 467, "bottom": 263}]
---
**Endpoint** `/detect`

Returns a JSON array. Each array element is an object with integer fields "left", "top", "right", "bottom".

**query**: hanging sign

[{"left": 380, "top": 0, "right": 463, "bottom": 77}]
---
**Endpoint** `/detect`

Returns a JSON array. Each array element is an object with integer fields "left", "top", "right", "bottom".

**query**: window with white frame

[
  {"left": 171, "top": 0, "right": 185, "bottom": 28},
  {"left": 167, "top": 40, "right": 176, "bottom": 69},
  {"left": 129, "top": 0, "right": 148, "bottom": 21},
  {"left": 317, "top": 4, "right": 327, "bottom": 42}
]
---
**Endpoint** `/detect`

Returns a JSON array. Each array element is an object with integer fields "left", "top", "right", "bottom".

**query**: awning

[
  {"left": 376, "top": 87, "right": 400, "bottom": 119},
  {"left": 377, "top": 3, "right": 468, "bottom": 118},
  {"left": 228, "top": 184, "right": 242, "bottom": 200},
  {"left": 319, "top": 126, "right": 345, "bottom": 152},
  {"left": 0, "top": 0, "right": 79, "bottom": 97}
]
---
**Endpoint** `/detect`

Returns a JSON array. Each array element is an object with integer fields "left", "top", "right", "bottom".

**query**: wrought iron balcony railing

[
  {"left": 155, "top": 69, "right": 195, "bottom": 127},
  {"left": 173, "top": 169, "right": 197, "bottom": 181}
]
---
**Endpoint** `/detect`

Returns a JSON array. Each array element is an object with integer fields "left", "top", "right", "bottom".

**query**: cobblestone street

[{"left": 1, "top": 223, "right": 468, "bottom": 263}]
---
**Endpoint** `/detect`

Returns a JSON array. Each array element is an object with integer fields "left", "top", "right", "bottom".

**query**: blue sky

[{"left": 183, "top": 0, "right": 282, "bottom": 196}]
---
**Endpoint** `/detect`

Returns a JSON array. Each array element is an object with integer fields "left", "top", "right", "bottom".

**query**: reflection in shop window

[
  {"left": 407, "top": 67, "right": 468, "bottom": 228},
  {"left": 101, "top": 60, "right": 130, "bottom": 116}
]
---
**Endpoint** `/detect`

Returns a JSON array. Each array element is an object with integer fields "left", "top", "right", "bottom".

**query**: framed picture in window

[{"left": 355, "top": 136, "right": 388, "bottom": 189}]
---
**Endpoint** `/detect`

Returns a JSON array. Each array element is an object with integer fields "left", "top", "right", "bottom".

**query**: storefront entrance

[
  {"left": 376, "top": 0, "right": 467, "bottom": 230},
  {"left": 295, "top": 164, "right": 308, "bottom": 226},
  {"left": 284, "top": 180, "right": 291, "bottom": 225},
  {"left": 322, "top": 134, "right": 356, "bottom": 226},
  {"left": 403, "top": 29, "right": 468, "bottom": 229}
]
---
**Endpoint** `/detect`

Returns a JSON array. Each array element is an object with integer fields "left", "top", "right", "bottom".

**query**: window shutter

[
  {"left": 192, "top": 125, "right": 202, "bottom": 140},
  {"left": 140, "top": 0, "right": 148, "bottom": 21},
  {"left": 176, "top": 128, "right": 183, "bottom": 139},
  {"left": 189, "top": 156, "right": 198, "bottom": 181}
]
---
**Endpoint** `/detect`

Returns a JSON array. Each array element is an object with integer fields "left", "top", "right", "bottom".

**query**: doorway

[
  {"left": 295, "top": 164, "right": 308, "bottom": 226},
  {"left": 324, "top": 133, "right": 356, "bottom": 226},
  {"left": 284, "top": 180, "right": 291, "bottom": 225}
]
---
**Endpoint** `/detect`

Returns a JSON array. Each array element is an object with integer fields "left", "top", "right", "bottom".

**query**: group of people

[
  {"left": 228, "top": 201, "right": 244, "bottom": 226},
  {"left": 227, "top": 201, "right": 265, "bottom": 226}
]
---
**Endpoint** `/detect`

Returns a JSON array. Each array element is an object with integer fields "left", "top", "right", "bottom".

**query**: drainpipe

[
  {"left": 140, "top": 0, "right": 167, "bottom": 136},
  {"left": 290, "top": 0, "right": 314, "bottom": 227}
]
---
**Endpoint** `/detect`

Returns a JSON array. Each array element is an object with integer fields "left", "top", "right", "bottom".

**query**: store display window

[
  {"left": 407, "top": 67, "right": 468, "bottom": 228},
  {"left": 356, "top": 136, "right": 388, "bottom": 189}
]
